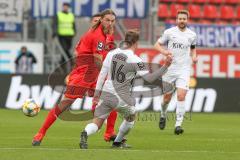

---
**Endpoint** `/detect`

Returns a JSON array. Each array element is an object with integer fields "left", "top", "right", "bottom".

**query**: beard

[
  {"left": 178, "top": 23, "right": 186, "bottom": 30},
  {"left": 102, "top": 26, "right": 108, "bottom": 34}
]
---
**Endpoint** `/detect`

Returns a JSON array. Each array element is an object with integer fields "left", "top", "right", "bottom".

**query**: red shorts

[{"left": 64, "top": 66, "right": 99, "bottom": 99}]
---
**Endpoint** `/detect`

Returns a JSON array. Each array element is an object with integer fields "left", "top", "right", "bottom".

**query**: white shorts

[
  {"left": 94, "top": 92, "right": 136, "bottom": 119},
  {"left": 162, "top": 69, "right": 190, "bottom": 90}
]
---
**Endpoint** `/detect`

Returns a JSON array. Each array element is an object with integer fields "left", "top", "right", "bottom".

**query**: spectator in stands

[
  {"left": 52, "top": 2, "right": 76, "bottom": 64},
  {"left": 15, "top": 46, "right": 37, "bottom": 74}
]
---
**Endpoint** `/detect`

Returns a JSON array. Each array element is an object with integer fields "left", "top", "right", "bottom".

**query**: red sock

[
  {"left": 105, "top": 110, "right": 117, "bottom": 136},
  {"left": 38, "top": 105, "right": 62, "bottom": 135}
]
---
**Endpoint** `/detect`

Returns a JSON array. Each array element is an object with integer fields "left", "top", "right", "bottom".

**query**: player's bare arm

[
  {"left": 154, "top": 42, "right": 173, "bottom": 59},
  {"left": 190, "top": 47, "right": 197, "bottom": 64},
  {"left": 139, "top": 55, "right": 172, "bottom": 83}
]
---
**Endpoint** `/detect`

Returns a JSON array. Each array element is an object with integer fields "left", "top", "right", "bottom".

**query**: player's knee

[{"left": 163, "top": 94, "right": 172, "bottom": 103}]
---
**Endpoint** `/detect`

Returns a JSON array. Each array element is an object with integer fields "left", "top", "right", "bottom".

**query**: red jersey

[
  {"left": 65, "top": 24, "right": 114, "bottom": 99},
  {"left": 75, "top": 24, "right": 114, "bottom": 59}
]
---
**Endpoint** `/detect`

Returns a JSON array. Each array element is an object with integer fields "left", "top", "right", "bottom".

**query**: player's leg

[
  {"left": 80, "top": 99, "right": 111, "bottom": 149},
  {"left": 112, "top": 113, "right": 135, "bottom": 148},
  {"left": 80, "top": 117, "right": 105, "bottom": 149},
  {"left": 174, "top": 87, "right": 187, "bottom": 135},
  {"left": 159, "top": 74, "right": 175, "bottom": 130},
  {"left": 112, "top": 105, "right": 135, "bottom": 148},
  {"left": 104, "top": 110, "right": 118, "bottom": 141},
  {"left": 32, "top": 96, "right": 75, "bottom": 146},
  {"left": 159, "top": 93, "right": 173, "bottom": 130},
  {"left": 174, "top": 72, "right": 189, "bottom": 135},
  {"left": 89, "top": 87, "right": 118, "bottom": 142}
]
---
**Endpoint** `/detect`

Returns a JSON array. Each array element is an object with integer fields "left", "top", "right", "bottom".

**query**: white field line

[
  {"left": 1, "top": 137, "right": 240, "bottom": 142},
  {"left": 0, "top": 147, "right": 240, "bottom": 154}
]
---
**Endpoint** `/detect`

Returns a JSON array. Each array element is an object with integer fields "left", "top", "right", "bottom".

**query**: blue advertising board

[
  {"left": 165, "top": 23, "right": 240, "bottom": 48},
  {"left": 31, "top": 0, "right": 149, "bottom": 18}
]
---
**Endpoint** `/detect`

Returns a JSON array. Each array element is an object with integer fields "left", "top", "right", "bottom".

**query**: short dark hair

[
  {"left": 92, "top": 13, "right": 102, "bottom": 19},
  {"left": 124, "top": 29, "right": 140, "bottom": 47},
  {"left": 63, "top": 2, "right": 70, "bottom": 7},
  {"left": 177, "top": 10, "right": 189, "bottom": 18}
]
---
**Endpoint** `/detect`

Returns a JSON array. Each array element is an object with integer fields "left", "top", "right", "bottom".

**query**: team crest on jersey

[{"left": 97, "top": 42, "right": 104, "bottom": 51}]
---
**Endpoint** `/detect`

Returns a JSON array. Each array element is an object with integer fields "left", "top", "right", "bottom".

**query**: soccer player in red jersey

[{"left": 32, "top": 9, "right": 118, "bottom": 146}]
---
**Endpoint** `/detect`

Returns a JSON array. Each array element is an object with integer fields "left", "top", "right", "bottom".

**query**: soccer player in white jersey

[
  {"left": 154, "top": 10, "right": 197, "bottom": 134},
  {"left": 79, "top": 29, "right": 172, "bottom": 149}
]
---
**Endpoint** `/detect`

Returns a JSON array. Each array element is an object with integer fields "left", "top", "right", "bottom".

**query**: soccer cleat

[
  {"left": 112, "top": 141, "right": 131, "bottom": 149},
  {"left": 159, "top": 117, "right": 166, "bottom": 130},
  {"left": 32, "top": 133, "right": 45, "bottom": 146},
  {"left": 174, "top": 126, "right": 184, "bottom": 135},
  {"left": 79, "top": 131, "right": 88, "bottom": 149},
  {"left": 104, "top": 134, "right": 117, "bottom": 142}
]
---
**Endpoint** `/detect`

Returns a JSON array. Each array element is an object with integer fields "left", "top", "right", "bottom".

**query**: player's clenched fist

[{"left": 164, "top": 54, "right": 172, "bottom": 67}]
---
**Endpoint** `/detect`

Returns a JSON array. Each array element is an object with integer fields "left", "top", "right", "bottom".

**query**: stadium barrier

[{"left": 0, "top": 74, "right": 239, "bottom": 112}]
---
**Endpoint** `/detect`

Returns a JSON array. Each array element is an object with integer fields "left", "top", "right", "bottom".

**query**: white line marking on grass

[{"left": 0, "top": 148, "right": 240, "bottom": 154}]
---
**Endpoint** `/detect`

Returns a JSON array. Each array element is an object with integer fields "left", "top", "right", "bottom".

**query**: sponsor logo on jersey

[
  {"left": 97, "top": 42, "right": 104, "bottom": 51},
  {"left": 172, "top": 43, "right": 188, "bottom": 49}
]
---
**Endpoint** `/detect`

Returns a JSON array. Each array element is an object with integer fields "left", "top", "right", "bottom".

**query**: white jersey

[
  {"left": 158, "top": 26, "right": 197, "bottom": 71},
  {"left": 95, "top": 48, "right": 148, "bottom": 96}
]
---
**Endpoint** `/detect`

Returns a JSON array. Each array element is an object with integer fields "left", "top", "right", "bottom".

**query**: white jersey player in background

[
  {"left": 154, "top": 10, "right": 197, "bottom": 134},
  {"left": 80, "top": 29, "right": 172, "bottom": 149}
]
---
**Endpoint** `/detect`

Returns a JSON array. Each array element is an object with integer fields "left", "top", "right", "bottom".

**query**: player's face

[
  {"left": 176, "top": 14, "right": 188, "bottom": 30},
  {"left": 101, "top": 14, "right": 116, "bottom": 32},
  {"left": 91, "top": 16, "right": 101, "bottom": 27}
]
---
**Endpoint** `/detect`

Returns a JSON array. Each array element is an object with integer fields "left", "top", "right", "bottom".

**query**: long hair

[{"left": 92, "top": 9, "right": 116, "bottom": 30}]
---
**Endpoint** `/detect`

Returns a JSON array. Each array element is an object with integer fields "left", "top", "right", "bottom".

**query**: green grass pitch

[{"left": 0, "top": 109, "right": 240, "bottom": 160}]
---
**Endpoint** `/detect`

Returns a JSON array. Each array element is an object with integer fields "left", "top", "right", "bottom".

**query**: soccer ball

[{"left": 22, "top": 99, "right": 40, "bottom": 117}]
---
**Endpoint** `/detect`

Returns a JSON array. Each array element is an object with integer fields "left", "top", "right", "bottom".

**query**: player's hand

[
  {"left": 164, "top": 55, "right": 172, "bottom": 67},
  {"left": 92, "top": 95, "right": 100, "bottom": 106},
  {"left": 163, "top": 50, "right": 173, "bottom": 58}
]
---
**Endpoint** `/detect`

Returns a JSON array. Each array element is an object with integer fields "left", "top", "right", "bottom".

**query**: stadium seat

[
  {"left": 208, "top": 0, "right": 224, "bottom": 4},
  {"left": 188, "top": 4, "right": 202, "bottom": 19},
  {"left": 200, "top": 19, "right": 212, "bottom": 25},
  {"left": 232, "top": 21, "right": 240, "bottom": 25},
  {"left": 225, "top": 0, "right": 239, "bottom": 4},
  {"left": 170, "top": 4, "right": 185, "bottom": 18},
  {"left": 220, "top": 6, "right": 235, "bottom": 20},
  {"left": 192, "top": 0, "right": 208, "bottom": 3},
  {"left": 176, "top": 0, "right": 189, "bottom": 3},
  {"left": 216, "top": 20, "right": 228, "bottom": 25},
  {"left": 237, "top": 6, "right": 240, "bottom": 20},
  {"left": 158, "top": 4, "right": 169, "bottom": 18},
  {"left": 159, "top": 0, "right": 176, "bottom": 2},
  {"left": 203, "top": 5, "right": 219, "bottom": 19},
  {"left": 165, "top": 19, "right": 176, "bottom": 24}
]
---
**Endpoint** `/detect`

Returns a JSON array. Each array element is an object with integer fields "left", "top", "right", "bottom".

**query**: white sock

[
  {"left": 85, "top": 123, "right": 98, "bottom": 136},
  {"left": 114, "top": 120, "right": 134, "bottom": 143},
  {"left": 175, "top": 101, "right": 185, "bottom": 127},
  {"left": 161, "top": 102, "right": 169, "bottom": 118}
]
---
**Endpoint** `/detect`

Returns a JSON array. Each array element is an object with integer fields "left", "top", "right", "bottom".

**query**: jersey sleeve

[
  {"left": 157, "top": 30, "right": 169, "bottom": 44},
  {"left": 131, "top": 55, "right": 149, "bottom": 76},
  {"left": 191, "top": 33, "right": 197, "bottom": 46},
  {"left": 95, "top": 53, "right": 112, "bottom": 91}
]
